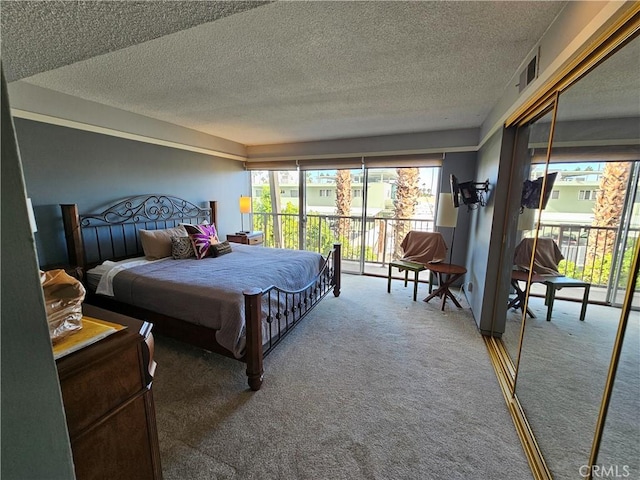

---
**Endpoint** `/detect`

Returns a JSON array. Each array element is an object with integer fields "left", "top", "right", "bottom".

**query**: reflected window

[{"left": 579, "top": 189, "right": 597, "bottom": 200}]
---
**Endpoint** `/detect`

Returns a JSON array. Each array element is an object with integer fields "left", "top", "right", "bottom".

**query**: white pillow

[{"left": 139, "top": 226, "right": 187, "bottom": 259}]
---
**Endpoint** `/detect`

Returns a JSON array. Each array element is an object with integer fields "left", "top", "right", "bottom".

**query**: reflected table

[
  {"left": 543, "top": 276, "right": 590, "bottom": 322},
  {"left": 423, "top": 263, "right": 467, "bottom": 311},
  {"left": 509, "top": 270, "right": 590, "bottom": 322}
]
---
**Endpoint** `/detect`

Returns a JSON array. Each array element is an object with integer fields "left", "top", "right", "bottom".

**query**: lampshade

[
  {"left": 26, "top": 198, "right": 37, "bottom": 233},
  {"left": 239, "top": 196, "right": 252, "bottom": 214},
  {"left": 436, "top": 193, "right": 458, "bottom": 228},
  {"left": 517, "top": 207, "right": 536, "bottom": 231}
]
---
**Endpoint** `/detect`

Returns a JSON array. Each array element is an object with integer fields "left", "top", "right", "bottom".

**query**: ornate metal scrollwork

[{"left": 80, "top": 194, "right": 210, "bottom": 227}]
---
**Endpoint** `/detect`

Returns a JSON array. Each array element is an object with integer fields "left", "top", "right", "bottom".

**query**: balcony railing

[
  {"left": 530, "top": 223, "right": 639, "bottom": 289},
  {"left": 252, "top": 212, "right": 435, "bottom": 264},
  {"left": 250, "top": 212, "right": 639, "bottom": 289}
]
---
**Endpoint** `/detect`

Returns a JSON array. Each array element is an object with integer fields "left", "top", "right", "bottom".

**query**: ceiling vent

[{"left": 518, "top": 47, "right": 540, "bottom": 93}]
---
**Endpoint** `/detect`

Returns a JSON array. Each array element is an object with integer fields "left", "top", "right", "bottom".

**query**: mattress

[{"left": 88, "top": 244, "right": 324, "bottom": 357}]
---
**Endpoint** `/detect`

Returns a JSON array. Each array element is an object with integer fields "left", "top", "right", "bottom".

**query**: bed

[{"left": 61, "top": 194, "right": 341, "bottom": 390}]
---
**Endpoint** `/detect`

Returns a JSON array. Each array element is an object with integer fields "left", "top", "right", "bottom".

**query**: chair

[
  {"left": 513, "top": 238, "right": 564, "bottom": 276},
  {"left": 510, "top": 238, "right": 590, "bottom": 321},
  {"left": 387, "top": 231, "right": 447, "bottom": 301}
]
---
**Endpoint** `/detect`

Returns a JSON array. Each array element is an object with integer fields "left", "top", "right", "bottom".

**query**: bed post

[
  {"left": 243, "top": 288, "right": 264, "bottom": 391},
  {"left": 333, "top": 243, "right": 341, "bottom": 297},
  {"left": 61, "top": 204, "right": 84, "bottom": 270}
]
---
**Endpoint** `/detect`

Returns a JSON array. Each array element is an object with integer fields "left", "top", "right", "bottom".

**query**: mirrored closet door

[{"left": 489, "top": 13, "right": 639, "bottom": 480}]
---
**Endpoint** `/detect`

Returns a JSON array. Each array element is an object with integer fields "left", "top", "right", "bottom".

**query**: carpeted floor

[
  {"left": 503, "top": 298, "right": 640, "bottom": 480},
  {"left": 152, "top": 274, "right": 533, "bottom": 479}
]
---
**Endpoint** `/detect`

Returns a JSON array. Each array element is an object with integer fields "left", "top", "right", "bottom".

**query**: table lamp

[
  {"left": 239, "top": 196, "right": 252, "bottom": 233},
  {"left": 436, "top": 193, "right": 458, "bottom": 263},
  {"left": 518, "top": 207, "right": 536, "bottom": 232}
]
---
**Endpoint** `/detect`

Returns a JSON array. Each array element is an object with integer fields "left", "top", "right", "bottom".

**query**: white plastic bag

[{"left": 40, "top": 269, "right": 86, "bottom": 344}]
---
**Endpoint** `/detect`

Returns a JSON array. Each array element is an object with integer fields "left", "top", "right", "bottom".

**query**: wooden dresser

[{"left": 56, "top": 304, "right": 162, "bottom": 479}]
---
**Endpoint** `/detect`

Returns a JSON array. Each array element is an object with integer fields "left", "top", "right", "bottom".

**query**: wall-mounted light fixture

[
  {"left": 521, "top": 172, "right": 557, "bottom": 210},
  {"left": 239, "top": 196, "right": 252, "bottom": 233},
  {"left": 450, "top": 174, "right": 490, "bottom": 210}
]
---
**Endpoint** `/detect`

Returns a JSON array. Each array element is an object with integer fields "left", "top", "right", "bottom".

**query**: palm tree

[
  {"left": 393, "top": 167, "right": 420, "bottom": 259},
  {"left": 335, "top": 170, "right": 352, "bottom": 240},
  {"left": 586, "top": 161, "right": 631, "bottom": 281}
]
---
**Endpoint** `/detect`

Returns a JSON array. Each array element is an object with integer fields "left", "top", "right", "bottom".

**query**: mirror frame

[{"left": 485, "top": 6, "right": 640, "bottom": 480}]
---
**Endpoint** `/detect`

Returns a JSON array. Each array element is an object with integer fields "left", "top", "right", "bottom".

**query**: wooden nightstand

[{"left": 227, "top": 231, "right": 264, "bottom": 246}]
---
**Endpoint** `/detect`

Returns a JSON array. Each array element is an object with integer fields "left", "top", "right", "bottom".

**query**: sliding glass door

[
  {"left": 249, "top": 164, "right": 442, "bottom": 275},
  {"left": 303, "top": 168, "right": 364, "bottom": 273},
  {"left": 250, "top": 170, "right": 301, "bottom": 249},
  {"left": 610, "top": 160, "right": 640, "bottom": 305},
  {"left": 522, "top": 159, "right": 640, "bottom": 306},
  {"left": 363, "top": 167, "right": 440, "bottom": 272}
]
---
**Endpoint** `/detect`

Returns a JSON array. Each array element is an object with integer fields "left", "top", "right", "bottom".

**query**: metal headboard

[{"left": 62, "top": 194, "right": 216, "bottom": 271}]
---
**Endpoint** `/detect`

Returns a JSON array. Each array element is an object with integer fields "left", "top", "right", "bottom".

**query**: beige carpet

[
  {"left": 152, "top": 274, "right": 532, "bottom": 479},
  {"left": 503, "top": 298, "right": 639, "bottom": 480}
]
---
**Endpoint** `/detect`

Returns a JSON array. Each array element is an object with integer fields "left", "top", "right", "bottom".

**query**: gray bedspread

[{"left": 111, "top": 244, "right": 324, "bottom": 358}]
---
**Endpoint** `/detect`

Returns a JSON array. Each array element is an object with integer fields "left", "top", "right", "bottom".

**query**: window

[
  {"left": 551, "top": 190, "right": 559, "bottom": 199},
  {"left": 319, "top": 189, "right": 332, "bottom": 197},
  {"left": 353, "top": 189, "right": 362, "bottom": 197},
  {"left": 579, "top": 190, "right": 597, "bottom": 200},
  {"left": 280, "top": 189, "right": 285, "bottom": 195},
  {"left": 290, "top": 189, "right": 299, "bottom": 197}
]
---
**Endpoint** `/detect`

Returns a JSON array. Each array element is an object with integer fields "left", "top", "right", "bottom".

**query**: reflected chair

[
  {"left": 387, "top": 231, "right": 448, "bottom": 301},
  {"left": 509, "top": 238, "right": 590, "bottom": 321},
  {"left": 513, "top": 238, "right": 564, "bottom": 276}
]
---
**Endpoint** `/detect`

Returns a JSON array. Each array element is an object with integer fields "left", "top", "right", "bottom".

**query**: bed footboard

[{"left": 243, "top": 243, "right": 341, "bottom": 391}]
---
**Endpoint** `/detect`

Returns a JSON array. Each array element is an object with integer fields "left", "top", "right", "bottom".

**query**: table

[
  {"left": 387, "top": 260, "right": 427, "bottom": 301},
  {"left": 509, "top": 270, "right": 590, "bottom": 322},
  {"left": 423, "top": 263, "right": 467, "bottom": 311},
  {"left": 227, "top": 231, "right": 264, "bottom": 245},
  {"left": 543, "top": 276, "right": 590, "bottom": 322}
]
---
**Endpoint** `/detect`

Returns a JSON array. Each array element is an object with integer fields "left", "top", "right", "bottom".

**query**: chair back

[
  {"left": 399, "top": 231, "right": 448, "bottom": 265},
  {"left": 514, "top": 237, "right": 564, "bottom": 275}
]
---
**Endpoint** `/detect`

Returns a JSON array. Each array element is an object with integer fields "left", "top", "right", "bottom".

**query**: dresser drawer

[
  {"left": 247, "top": 234, "right": 263, "bottom": 245},
  {"left": 71, "top": 394, "right": 155, "bottom": 480},
  {"left": 59, "top": 337, "right": 144, "bottom": 436}
]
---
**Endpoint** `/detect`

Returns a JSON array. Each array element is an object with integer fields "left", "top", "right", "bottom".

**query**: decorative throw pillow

[
  {"left": 171, "top": 236, "right": 195, "bottom": 259},
  {"left": 140, "top": 226, "right": 187, "bottom": 259},
  {"left": 183, "top": 223, "right": 219, "bottom": 259},
  {"left": 210, "top": 241, "right": 232, "bottom": 257}
]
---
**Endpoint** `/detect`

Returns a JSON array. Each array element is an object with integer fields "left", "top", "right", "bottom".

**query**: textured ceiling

[
  {"left": 1, "top": 1, "right": 271, "bottom": 81},
  {"left": 1, "top": 1, "right": 568, "bottom": 146},
  {"left": 555, "top": 34, "right": 640, "bottom": 123}
]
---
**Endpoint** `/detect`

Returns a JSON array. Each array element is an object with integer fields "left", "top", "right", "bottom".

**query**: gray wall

[
  {"left": 441, "top": 151, "right": 477, "bottom": 270},
  {"left": 464, "top": 128, "right": 517, "bottom": 333},
  {"left": 247, "top": 128, "right": 479, "bottom": 160},
  {"left": 1, "top": 72, "right": 75, "bottom": 479},
  {"left": 14, "top": 118, "right": 248, "bottom": 267}
]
